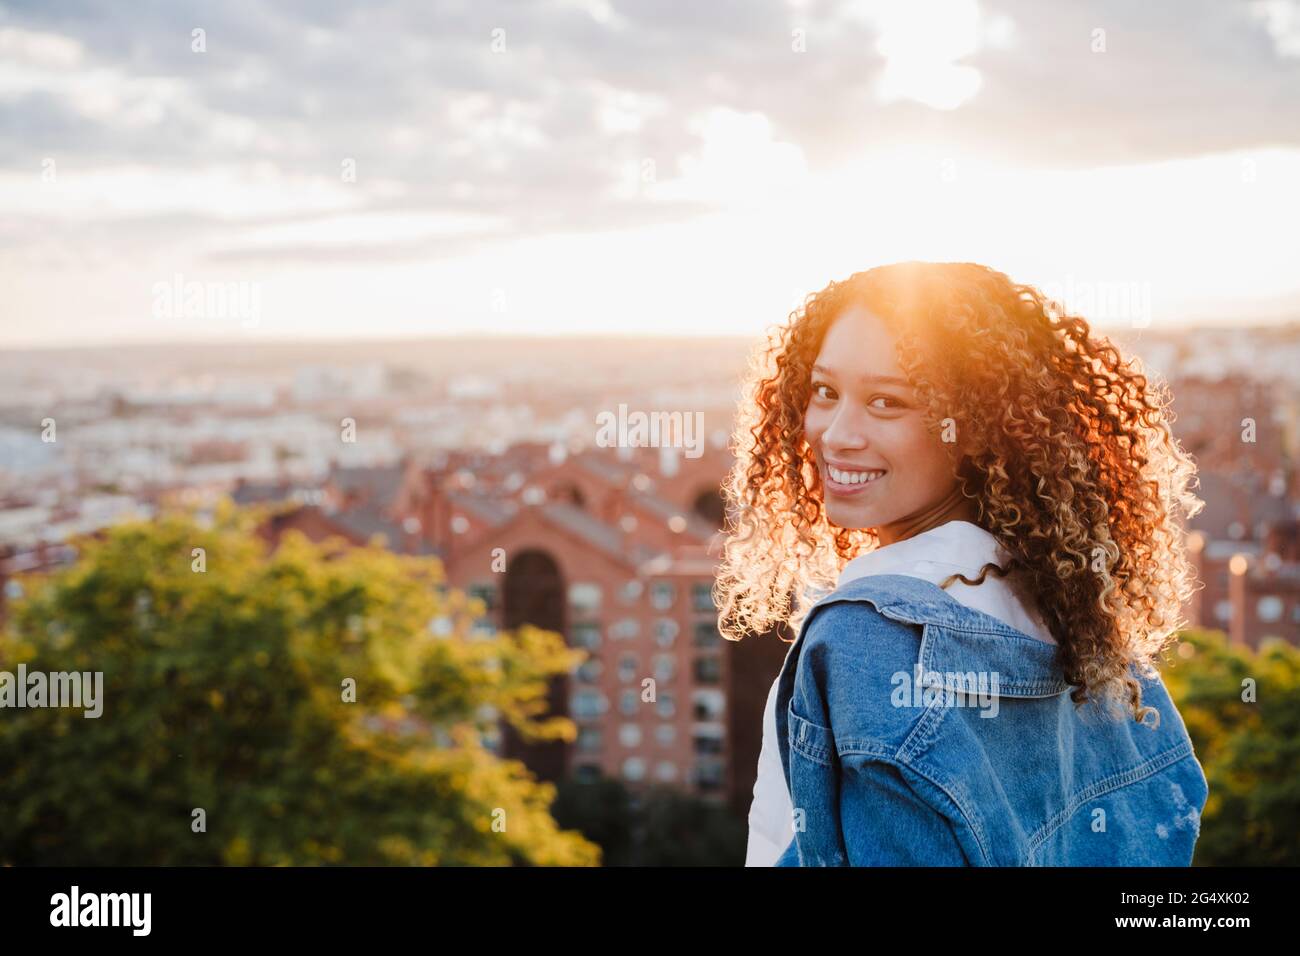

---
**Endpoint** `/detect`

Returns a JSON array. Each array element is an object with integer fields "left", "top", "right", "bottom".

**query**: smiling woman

[
  {"left": 717, "top": 260, "right": 1204, "bottom": 718},
  {"left": 715, "top": 261, "right": 1209, "bottom": 866}
]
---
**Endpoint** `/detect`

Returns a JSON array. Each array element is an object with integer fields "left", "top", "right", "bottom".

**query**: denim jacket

[{"left": 772, "top": 574, "right": 1208, "bottom": 866}]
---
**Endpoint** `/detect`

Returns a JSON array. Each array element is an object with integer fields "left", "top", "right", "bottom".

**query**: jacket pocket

[
  {"left": 788, "top": 705, "right": 836, "bottom": 767},
  {"left": 785, "top": 702, "right": 849, "bottom": 864}
]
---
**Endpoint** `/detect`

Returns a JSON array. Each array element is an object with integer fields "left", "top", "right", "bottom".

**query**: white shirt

[{"left": 743, "top": 520, "right": 1055, "bottom": 867}]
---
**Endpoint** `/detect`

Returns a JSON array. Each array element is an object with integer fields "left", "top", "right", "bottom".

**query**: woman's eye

[
  {"left": 870, "top": 395, "right": 905, "bottom": 410},
  {"left": 811, "top": 382, "right": 836, "bottom": 401}
]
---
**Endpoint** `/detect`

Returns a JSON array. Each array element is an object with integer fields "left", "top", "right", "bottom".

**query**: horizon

[{"left": 5, "top": 317, "right": 1300, "bottom": 355}]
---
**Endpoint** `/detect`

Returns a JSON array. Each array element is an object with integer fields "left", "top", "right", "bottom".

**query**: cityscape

[{"left": 3, "top": 323, "right": 1297, "bottom": 841}]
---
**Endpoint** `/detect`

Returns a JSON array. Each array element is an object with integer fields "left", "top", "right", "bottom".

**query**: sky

[{"left": 2, "top": 0, "right": 1300, "bottom": 347}]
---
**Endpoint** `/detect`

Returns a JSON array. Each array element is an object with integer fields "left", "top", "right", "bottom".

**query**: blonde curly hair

[{"left": 714, "top": 261, "right": 1204, "bottom": 726}]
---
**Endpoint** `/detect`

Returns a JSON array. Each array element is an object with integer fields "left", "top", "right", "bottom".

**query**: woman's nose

[{"left": 822, "top": 404, "right": 871, "bottom": 451}]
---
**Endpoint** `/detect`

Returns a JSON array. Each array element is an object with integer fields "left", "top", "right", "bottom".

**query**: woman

[{"left": 716, "top": 261, "right": 1209, "bottom": 866}]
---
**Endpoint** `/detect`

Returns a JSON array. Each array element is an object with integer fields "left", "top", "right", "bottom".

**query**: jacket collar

[{"left": 799, "top": 573, "right": 1071, "bottom": 700}]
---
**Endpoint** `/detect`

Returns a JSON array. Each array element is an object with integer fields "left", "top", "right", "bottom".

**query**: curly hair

[{"left": 714, "top": 261, "right": 1204, "bottom": 726}]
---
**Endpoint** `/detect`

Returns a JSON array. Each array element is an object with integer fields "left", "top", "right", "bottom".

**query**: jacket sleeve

[
  {"left": 780, "top": 602, "right": 972, "bottom": 866},
  {"left": 836, "top": 757, "right": 971, "bottom": 865}
]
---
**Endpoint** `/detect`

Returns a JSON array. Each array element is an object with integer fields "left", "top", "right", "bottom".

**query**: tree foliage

[
  {"left": 0, "top": 504, "right": 600, "bottom": 866},
  {"left": 1162, "top": 627, "right": 1300, "bottom": 866}
]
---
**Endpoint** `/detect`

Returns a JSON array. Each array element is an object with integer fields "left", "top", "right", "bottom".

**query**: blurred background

[{"left": 1, "top": 0, "right": 1298, "bottom": 865}]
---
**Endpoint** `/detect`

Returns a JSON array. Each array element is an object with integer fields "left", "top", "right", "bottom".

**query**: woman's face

[{"left": 803, "top": 304, "right": 967, "bottom": 545}]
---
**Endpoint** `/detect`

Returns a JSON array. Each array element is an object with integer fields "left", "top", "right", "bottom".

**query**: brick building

[
  {"left": 252, "top": 442, "right": 790, "bottom": 815},
  {"left": 1170, "top": 373, "right": 1300, "bottom": 645},
  {"left": 1189, "top": 519, "right": 1300, "bottom": 648}
]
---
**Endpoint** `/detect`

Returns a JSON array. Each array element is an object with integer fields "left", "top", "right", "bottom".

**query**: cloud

[
  {"left": 1251, "top": 0, "right": 1300, "bottom": 57},
  {"left": 0, "top": 0, "right": 1297, "bottom": 273}
]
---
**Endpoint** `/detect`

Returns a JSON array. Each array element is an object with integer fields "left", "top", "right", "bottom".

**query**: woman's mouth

[{"left": 824, "top": 464, "right": 887, "bottom": 497}]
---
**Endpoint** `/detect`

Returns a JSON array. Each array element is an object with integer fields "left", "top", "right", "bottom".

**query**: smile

[{"left": 825, "top": 465, "right": 886, "bottom": 492}]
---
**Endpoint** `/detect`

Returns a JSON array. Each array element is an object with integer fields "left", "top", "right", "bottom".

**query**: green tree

[
  {"left": 1161, "top": 627, "right": 1300, "bottom": 866},
  {"left": 552, "top": 776, "right": 637, "bottom": 866},
  {"left": 635, "top": 785, "right": 749, "bottom": 866},
  {"left": 552, "top": 775, "right": 749, "bottom": 866},
  {"left": 0, "top": 504, "right": 600, "bottom": 866}
]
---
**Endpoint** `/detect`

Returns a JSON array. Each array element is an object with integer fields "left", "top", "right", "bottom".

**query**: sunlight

[{"left": 871, "top": 0, "right": 986, "bottom": 110}]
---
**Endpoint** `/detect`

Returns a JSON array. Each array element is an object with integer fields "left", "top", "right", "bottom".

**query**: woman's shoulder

[
  {"left": 804, "top": 590, "right": 922, "bottom": 655},
  {"left": 790, "top": 600, "right": 925, "bottom": 691},
  {"left": 793, "top": 597, "right": 928, "bottom": 741},
  {"left": 802, "top": 573, "right": 947, "bottom": 646}
]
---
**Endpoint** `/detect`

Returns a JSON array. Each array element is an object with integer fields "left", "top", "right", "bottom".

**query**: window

[
  {"left": 619, "top": 724, "right": 642, "bottom": 747},
  {"left": 692, "top": 688, "right": 725, "bottom": 721},
  {"left": 693, "top": 656, "right": 722, "bottom": 684},
  {"left": 467, "top": 582, "right": 497, "bottom": 612},
  {"left": 691, "top": 582, "right": 715, "bottom": 613},
  {"left": 618, "top": 653, "right": 639, "bottom": 683},
  {"left": 694, "top": 621, "right": 720, "bottom": 648},
  {"left": 693, "top": 731, "right": 724, "bottom": 755},
  {"left": 620, "top": 579, "right": 644, "bottom": 604},
  {"left": 569, "top": 582, "right": 603, "bottom": 611},
  {"left": 656, "top": 693, "right": 675, "bottom": 719},
  {"left": 571, "top": 622, "right": 601, "bottom": 650},
  {"left": 576, "top": 658, "right": 603, "bottom": 683},
  {"left": 655, "top": 725, "right": 676, "bottom": 746},
  {"left": 654, "top": 761, "right": 677, "bottom": 782},
  {"left": 551, "top": 481, "right": 585, "bottom": 508},
  {"left": 693, "top": 760, "right": 724, "bottom": 792},
  {"left": 571, "top": 690, "right": 607, "bottom": 718},
  {"left": 650, "top": 581, "right": 676, "bottom": 610},
  {"left": 655, "top": 618, "right": 679, "bottom": 647},
  {"left": 574, "top": 764, "right": 601, "bottom": 784},
  {"left": 1214, "top": 600, "right": 1232, "bottom": 623},
  {"left": 1257, "top": 596, "right": 1283, "bottom": 623},
  {"left": 620, "top": 689, "right": 640, "bottom": 715},
  {"left": 622, "top": 757, "right": 647, "bottom": 782},
  {"left": 577, "top": 726, "right": 602, "bottom": 752},
  {"left": 653, "top": 654, "right": 674, "bottom": 682},
  {"left": 609, "top": 617, "right": 639, "bottom": 641}
]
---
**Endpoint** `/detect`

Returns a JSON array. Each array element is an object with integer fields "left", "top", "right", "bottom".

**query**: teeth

[{"left": 828, "top": 466, "right": 885, "bottom": 485}]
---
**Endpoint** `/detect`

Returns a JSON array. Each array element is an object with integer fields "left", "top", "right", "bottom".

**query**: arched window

[{"left": 502, "top": 549, "right": 567, "bottom": 782}]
